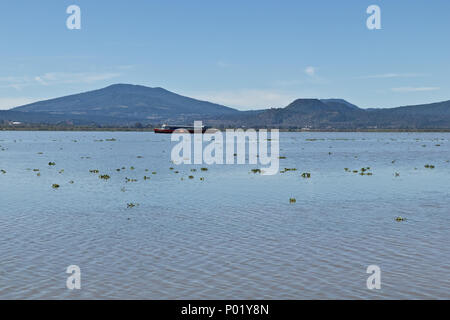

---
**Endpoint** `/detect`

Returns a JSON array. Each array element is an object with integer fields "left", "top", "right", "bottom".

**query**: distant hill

[
  {"left": 1, "top": 84, "right": 450, "bottom": 129},
  {"left": 9, "top": 84, "right": 238, "bottom": 124}
]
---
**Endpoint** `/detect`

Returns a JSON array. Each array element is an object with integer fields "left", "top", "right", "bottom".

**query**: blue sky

[{"left": 0, "top": 0, "right": 449, "bottom": 110}]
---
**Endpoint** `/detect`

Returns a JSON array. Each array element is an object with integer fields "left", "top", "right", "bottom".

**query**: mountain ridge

[{"left": 2, "top": 84, "right": 450, "bottom": 129}]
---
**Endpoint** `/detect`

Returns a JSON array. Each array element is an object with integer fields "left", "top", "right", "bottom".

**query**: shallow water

[{"left": 0, "top": 131, "right": 449, "bottom": 299}]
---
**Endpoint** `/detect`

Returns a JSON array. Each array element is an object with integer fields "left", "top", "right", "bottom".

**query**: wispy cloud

[
  {"left": 391, "top": 86, "right": 440, "bottom": 92},
  {"left": 188, "top": 89, "right": 298, "bottom": 110},
  {"left": 0, "top": 72, "right": 121, "bottom": 90},
  {"left": 0, "top": 97, "right": 42, "bottom": 110},
  {"left": 358, "top": 73, "right": 427, "bottom": 79},
  {"left": 305, "top": 66, "right": 316, "bottom": 77}
]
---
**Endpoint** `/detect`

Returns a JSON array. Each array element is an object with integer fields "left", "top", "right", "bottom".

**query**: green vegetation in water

[
  {"left": 289, "top": 198, "right": 296, "bottom": 203},
  {"left": 130, "top": 166, "right": 135, "bottom": 170},
  {"left": 188, "top": 175, "right": 194, "bottom": 179},
  {"left": 279, "top": 156, "right": 286, "bottom": 159},
  {"left": 200, "top": 177, "right": 205, "bottom": 181},
  {"left": 201, "top": 167, "right": 208, "bottom": 171},
  {"left": 251, "top": 168, "right": 262, "bottom": 174},
  {"left": 284, "top": 168, "right": 297, "bottom": 172},
  {"left": 48, "top": 162, "right": 56, "bottom": 166},
  {"left": 395, "top": 216, "right": 407, "bottom": 222},
  {"left": 1, "top": 169, "right": 6, "bottom": 174},
  {"left": 152, "top": 171, "right": 157, "bottom": 175},
  {"left": 105, "top": 138, "right": 116, "bottom": 142},
  {"left": 127, "top": 203, "right": 138, "bottom": 208},
  {"left": 424, "top": 164, "right": 435, "bottom": 169},
  {"left": 125, "top": 177, "right": 138, "bottom": 183},
  {"left": 52, "top": 184, "right": 60, "bottom": 189},
  {"left": 99, "top": 174, "right": 110, "bottom": 180},
  {"left": 301, "top": 172, "right": 311, "bottom": 178},
  {"left": 143, "top": 176, "right": 150, "bottom": 180},
  {"left": 90, "top": 169, "right": 99, "bottom": 174},
  {"left": 190, "top": 169, "right": 197, "bottom": 172}
]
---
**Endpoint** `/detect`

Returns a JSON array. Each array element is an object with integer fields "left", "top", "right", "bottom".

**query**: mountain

[
  {"left": 1, "top": 84, "right": 450, "bottom": 129},
  {"left": 10, "top": 84, "right": 238, "bottom": 124}
]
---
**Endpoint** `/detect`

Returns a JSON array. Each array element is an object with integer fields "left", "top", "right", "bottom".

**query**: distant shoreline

[{"left": 2, "top": 126, "right": 450, "bottom": 133}]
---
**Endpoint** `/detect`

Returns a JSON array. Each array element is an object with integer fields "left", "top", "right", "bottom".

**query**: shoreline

[{"left": 1, "top": 126, "right": 450, "bottom": 133}]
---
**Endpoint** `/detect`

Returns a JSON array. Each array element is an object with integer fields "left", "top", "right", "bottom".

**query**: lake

[{"left": 0, "top": 131, "right": 449, "bottom": 299}]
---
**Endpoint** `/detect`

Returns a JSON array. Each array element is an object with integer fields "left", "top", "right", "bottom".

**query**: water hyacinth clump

[
  {"left": 289, "top": 198, "right": 296, "bottom": 203},
  {"left": 424, "top": 164, "right": 435, "bottom": 169},
  {"left": 395, "top": 216, "right": 407, "bottom": 222},
  {"left": 301, "top": 172, "right": 311, "bottom": 178},
  {"left": 251, "top": 168, "right": 262, "bottom": 174},
  {"left": 48, "top": 162, "right": 56, "bottom": 166},
  {"left": 99, "top": 174, "right": 110, "bottom": 180},
  {"left": 52, "top": 184, "right": 60, "bottom": 189}
]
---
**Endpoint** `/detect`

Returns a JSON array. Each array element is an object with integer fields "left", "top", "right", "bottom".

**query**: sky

[{"left": 0, "top": 0, "right": 449, "bottom": 110}]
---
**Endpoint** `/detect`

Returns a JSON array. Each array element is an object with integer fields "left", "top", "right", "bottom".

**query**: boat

[{"left": 154, "top": 124, "right": 208, "bottom": 134}]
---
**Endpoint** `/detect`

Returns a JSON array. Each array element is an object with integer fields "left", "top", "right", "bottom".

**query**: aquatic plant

[
  {"left": 200, "top": 167, "right": 208, "bottom": 171},
  {"left": 48, "top": 162, "right": 56, "bottom": 166},
  {"left": 90, "top": 169, "right": 99, "bottom": 174},
  {"left": 289, "top": 198, "right": 296, "bottom": 203},
  {"left": 190, "top": 169, "right": 197, "bottom": 172},
  {"left": 143, "top": 176, "right": 150, "bottom": 180},
  {"left": 99, "top": 174, "right": 110, "bottom": 180},
  {"left": 69, "top": 181, "right": 74, "bottom": 184},
  {"left": 301, "top": 172, "right": 311, "bottom": 178},
  {"left": 188, "top": 175, "right": 194, "bottom": 179},
  {"left": 424, "top": 164, "right": 435, "bottom": 169},
  {"left": 279, "top": 156, "right": 286, "bottom": 159},
  {"left": 1, "top": 169, "right": 6, "bottom": 174},
  {"left": 395, "top": 216, "right": 407, "bottom": 222},
  {"left": 52, "top": 184, "right": 60, "bottom": 189},
  {"left": 152, "top": 171, "right": 157, "bottom": 175},
  {"left": 251, "top": 168, "right": 262, "bottom": 174},
  {"left": 200, "top": 177, "right": 205, "bottom": 181},
  {"left": 127, "top": 203, "right": 137, "bottom": 208},
  {"left": 284, "top": 168, "right": 297, "bottom": 172},
  {"left": 125, "top": 177, "right": 137, "bottom": 182},
  {"left": 130, "top": 166, "right": 135, "bottom": 170},
  {"left": 106, "top": 138, "right": 116, "bottom": 142}
]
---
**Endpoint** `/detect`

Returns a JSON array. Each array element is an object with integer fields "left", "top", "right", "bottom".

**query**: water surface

[{"left": 0, "top": 131, "right": 449, "bottom": 299}]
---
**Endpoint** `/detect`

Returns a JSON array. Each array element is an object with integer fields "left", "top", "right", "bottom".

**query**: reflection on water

[{"left": 0, "top": 131, "right": 449, "bottom": 299}]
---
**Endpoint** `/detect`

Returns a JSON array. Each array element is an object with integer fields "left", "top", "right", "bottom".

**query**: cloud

[
  {"left": 0, "top": 97, "right": 41, "bottom": 110},
  {"left": 391, "top": 87, "right": 440, "bottom": 92},
  {"left": 188, "top": 89, "right": 299, "bottom": 110},
  {"left": 358, "top": 73, "right": 427, "bottom": 79},
  {"left": 305, "top": 66, "right": 316, "bottom": 77},
  {"left": 0, "top": 72, "right": 121, "bottom": 90}
]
